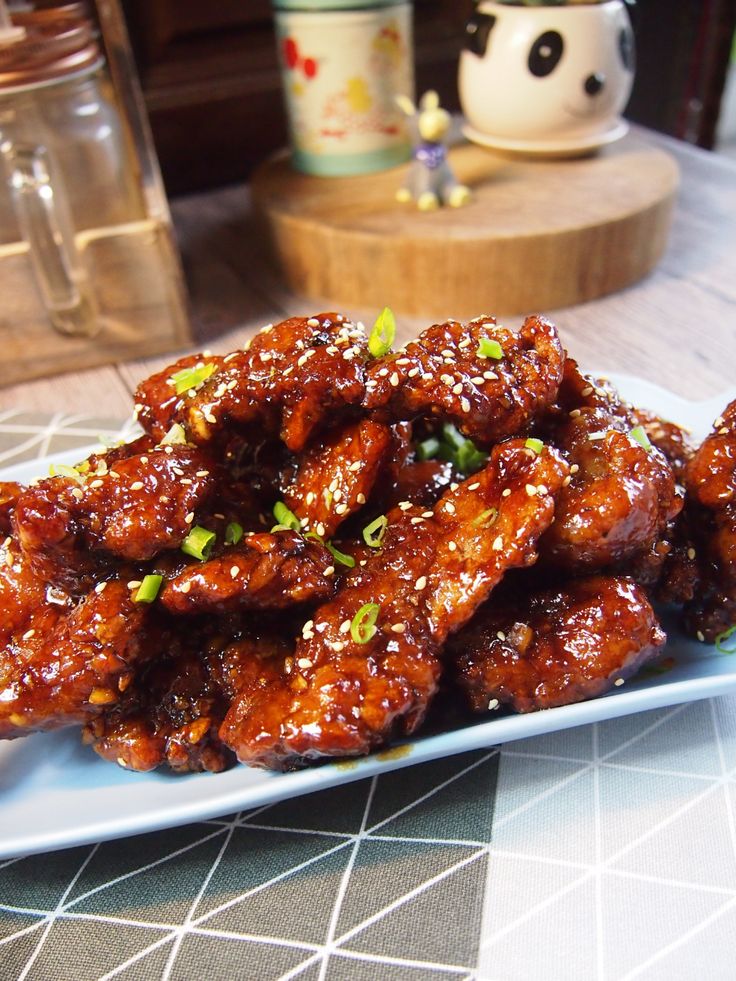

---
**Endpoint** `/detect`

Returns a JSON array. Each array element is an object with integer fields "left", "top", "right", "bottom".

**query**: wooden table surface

[{"left": 2, "top": 126, "right": 734, "bottom": 419}]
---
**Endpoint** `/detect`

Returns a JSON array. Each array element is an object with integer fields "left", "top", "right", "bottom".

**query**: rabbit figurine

[{"left": 395, "top": 90, "right": 471, "bottom": 211}]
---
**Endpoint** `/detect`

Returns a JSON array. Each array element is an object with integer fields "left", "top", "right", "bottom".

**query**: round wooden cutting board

[{"left": 251, "top": 131, "right": 679, "bottom": 320}]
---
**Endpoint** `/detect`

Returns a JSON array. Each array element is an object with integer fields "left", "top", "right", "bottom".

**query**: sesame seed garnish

[
  {"left": 180, "top": 478, "right": 192, "bottom": 486},
  {"left": 687, "top": 547, "right": 696, "bottom": 560},
  {"left": 471, "top": 376, "right": 484, "bottom": 385},
  {"left": 349, "top": 461, "right": 361, "bottom": 472},
  {"left": 340, "top": 619, "right": 351, "bottom": 634},
  {"left": 411, "top": 517, "right": 424, "bottom": 525},
  {"left": 335, "top": 503, "right": 348, "bottom": 515},
  {"left": 581, "top": 386, "right": 593, "bottom": 397},
  {"left": 22, "top": 629, "right": 35, "bottom": 641},
  {"left": 378, "top": 368, "right": 389, "bottom": 377},
  {"left": 483, "top": 371, "right": 498, "bottom": 381},
  {"left": 448, "top": 541, "right": 457, "bottom": 551},
  {"left": 315, "top": 621, "right": 329, "bottom": 632},
  {"left": 460, "top": 397, "right": 471, "bottom": 413},
  {"left": 408, "top": 367, "right": 420, "bottom": 378},
  {"left": 306, "top": 491, "right": 315, "bottom": 505},
  {"left": 445, "top": 502, "right": 456, "bottom": 513},
  {"left": 718, "top": 427, "right": 729, "bottom": 435},
  {"left": 569, "top": 409, "right": 581, "bottom": 418},
  {"left": 89, "top": 479, "right": 104, "bottom": 489},
  {"left": 95, "top": 582, "right": 107, "bottom": 594},
  {"left": 332, "top": 641, "right": 345, "bottom": 652},
  {"left": 526, "top": 484, "right": 537, "bottom": 496},
  {"left": 468, "top": 482, "right": 480, "bottom": 491},
  {"left": 316, "top": 522, "right": 326, "bottom": 537},
  {"left": 389, "top": 372, "right": 399, "bottom": 387},
  {"left": 398, "top": 501, "right": 412, "bottom": 511},
  {"left": 422, "top": 511, "right": 433, "bottom": 518},
  {"left": 297, "top": 658, "right": 313, "bottom": 669},
  {"left": 230, "top": 566, "right": 240, "bottom": 578},
  {"left": 357, "top": 493, "right": 366, "bottom": 504},
  {"left": 307, "top": 317, "right": 320, "bottom": 327},
  {"left": 441, "top": 349, "right": 454, "bottom": 357},
  {"left": 127, "top": 580, "right": 142, "bottom": 590},
  {"left": 415, "top": 576, "right": 427, "bottom": 590},
  {"left": 502, "top": 488, "right": 511, "bottom": 497},
  {"left": 333, "top": 489, "right": 342, "bottom": 502},
  {"left": 614, "top": 678, "right": 625, "bottom": 687},
  {"left": 180, "top": 582, "right": 191, "bottom": 594},
  {"left": 496, "top": 631, "right": 506, "bottom": 641},
  {"left": 71, "top": 488, "right": 84, "bottom": 501},
  {"left": 441, "top": 374, "right": 454, "bottom": 386},
  {"left": 391, "top": 623, "right": 406, "bottom": 633},
  {"left": 323, "top": 566, "right": 335, "bottom": 576},
  {"left": 492, "top": 535, "right": 503, "bottom": 550},
  {"left": 696, "top": 630, "right": 705, "bottom": 642},
  {"left": 488, "top": 698, "right": 499, "bottom": 711},
  {"left": 204, "top": 410, "right": 217, "bottom": 425},
  {"left": 185, "top": 512, "right": 194, "bottom": 524},
  {"left": 450, "top": 482, "right": 459, "bottom": 491},
  {"left": 570, "top": 464, "right": 580, "bottom": 474},
  {"left": 537, "top": 484, "right": 548, "bottom": 495},
  {"left": 588, "top": 431, "right": 607, "bottom": 441},
  {"left": 452, "top": 382, "right": 463, "bottom": 395},
  {"left": 563, "top": 476, "right": 572, "bottom": 487},
  {"left": 223, "top": 352, "right": 238, "bottom": 363},
  {"left": 422, "top": 372, "right": 434, "bottom": 381}
]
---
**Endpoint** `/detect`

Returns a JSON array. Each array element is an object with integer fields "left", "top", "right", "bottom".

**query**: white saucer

[{"left": 462, "top": 118, "right": 629, "bottom": 158}]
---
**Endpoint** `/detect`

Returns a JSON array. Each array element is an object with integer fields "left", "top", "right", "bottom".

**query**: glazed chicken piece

[
  {"left": 133, "top": 353, "right": 226, "bottom": 442},
  {"left": 364, "top": 315, "right": 565, "bottom": 445},
  {"left": 167, "top": 314, "right": 370, "bottom": 452},
  {"left": 221, "top": 438, "right": 569, "bottom": 769},
  {"left": 281, "top": 419, "right": 393, "bottom": 539},
  {"left": 160, "top": 530, "right": 336, "bottom": 615},
  {"left": 0, "top": 482, "right": 23, "bottom": 534},
  {"left": 12, "top": 443, "right": 217, "bottom": 589},
  {"left": 540, "top": 360, "right": 682, "bottom": 572},
  {"left": 450, "top": 576, "right": 665, "bottom": 713},
  {"left": 626, "top": 407, "right": 694, "bottom": 484},
  {"left": 0, "top": 578, "right": 148, "bottom": 738},
  {"left": 660, "top": 400, "right": 736, "bottom": 641},
  {"left": 85, "top": 633, "right": 290, "bottom": 773}
]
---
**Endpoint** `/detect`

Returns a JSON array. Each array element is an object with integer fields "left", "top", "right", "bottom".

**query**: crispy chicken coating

[
  {"left": 160, "top": 531, "right": 336, "bottom": 615},
  {"left": 84, "top": 633, "right": 289, "bottom": 773},
  {"left": 451, "top": 576, "right": 665, "bottom": 713},
  {"left": 662, "top": 400, "right": 736, "bottom": 641},
  {"left": 178, "top": 314, "right": 369, "bottom": 451},
  {"left": 134, "top": 354, "right": 225, "bottom": 442},
  {"left": 0, "top": 482, "right": 22, "bottom": 534},
  {"left": 364, "top": 315, "right": 564, "bottom": 445},
  {"left": 0, "top": 579, "right": 148, "bottom": 738},
  {"left": 626, "top": 407, "right": 694, "bottom": 484},
  {"left": 12, "top": 444, "right": 217, "bottom": 588},
  {"left": 540, "top": 361, "right": 682, "bottom": 572},
  {"left": 221, "top": 439, "right": 569, "bottom": 769},
  {"left": 281, "top": 419, "right": 392, "bottom": 539}
]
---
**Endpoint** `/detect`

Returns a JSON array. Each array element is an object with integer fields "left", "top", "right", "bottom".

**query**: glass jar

[{"left": 272, "top": 0, "right": 414, "bottom": 176}]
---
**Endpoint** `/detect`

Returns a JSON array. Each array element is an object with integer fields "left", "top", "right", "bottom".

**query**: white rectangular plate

[{"left": 1, "top": 375, "right": 735, "bottom": 859}]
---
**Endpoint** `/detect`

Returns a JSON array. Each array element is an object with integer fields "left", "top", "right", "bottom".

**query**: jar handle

[{"left": 2, "top": 142, "right": 98, "bottom": 337}]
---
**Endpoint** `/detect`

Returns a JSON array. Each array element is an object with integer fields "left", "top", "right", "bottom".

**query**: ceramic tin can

[
  {"left": 458, "top": 0, "right": 635, "bottom": 156},
  {"left": 272, "top": 0, "right": 414, "bottom": 176}
]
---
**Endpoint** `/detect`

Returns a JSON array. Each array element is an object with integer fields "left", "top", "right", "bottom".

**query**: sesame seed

[
  {"left": 570, "top": 464, "right": 580, "bottom": 474},
  {"left": 471, "top": 376, "right": 484, "bottom": 385},
  {"left": 422, "top": 373, "right": 434, "bottom": 381},
  {"left": 307, "top": 317, "right": 320, "bottom": 327},
  {"left": 468, "top": 482, "right": 480, "bottom": 491},
  {"left": 71, "top": 488, "right": 84, "bottom": 501},
  {"left": 563, "top": 476, "right": 572, "bottom": 487},
  {"left": 408, "top": 367, "right": 420, "bottom": 378},
  {"left": 581, "top": 386, "right": 593, "bottom": 396},
  {"left": 389, "top": 372, "right": 400, "bottom": 387},
  {"left": 496, "top": 631, "right": 506, "bottom": 641},
  {"left": 422, "top": 511, "right": 433, "bottom": 518},
  {"left": 22, "top": 629, "right": 35, "bottom": 641},
  {"left": 185, "top": 512, "right": 194, "bottom": 524},
  {"left": 332, "top": 641, "right": 345, "bottom": 652},
  {"left": 441, "top": 349, "right": 454, "bottom": 357},
  {"left": 306, "top": 491, "right": 315, "bottom": 505},
  {"left": 411, "top": 517, "right": 424, "bottom": 525},
  {"left": 180, "top": 582, "right": 191, "bottom": 593},
  {"left": 483, "top": 371, "right": 498, "bottom": 381},
  {"left": 415, "top": 576, "right": 427, "bottom": 590},
  {"left": 537, "top": 484, "right": 548, "bottom": 495},
  {"left": 448, "top": 541, "right": 457, "bottom": 552},
  {"left": 719, "top": 427, "right": 729, "bottom": 436},
  {"left": 340, "top": 619, "right": 351, "bottom": 633},
  {"left": 525, "top": 483, "right": 537, "bottom": 496},
  {"left": 396, "top": 358, "right": 410, "bottom": 366},
  {"left": 89, "top": 479, "right": 104, "bottom": 489},
  {"left": 696, "top": 630, "right": 705, "bottom": 642},
  {"left": 297, "top": 658, "right": 313, "bottom": 669},
  {"left": 445, "top": 502, "right": 456, "bottom": 513},
  {"left": 204, "top": 410, "right": 217, "bottom": 425},
  {"left": 569, "top": 409, "right": 581, "bottom": 418},
  {"left": 687, "top": 547, "right": 696, "bottom": 560},
  {"left": 378, "top": 368, "right": 389, "bottom": 377},
  {"left": 323, "top": 566, "right": 335, "bottom": 576},
  {"left": 316, "top": 522, "right": 326, "bottom": 537},
  {"left": 441, "top": 374, "right": 454, "bottom": 386},
  {"left": 391, "top": 623, "right": 406, "bottom": 633},
  {"left": 398, "top": 501, "right": 412, "bottom": 511},
  {"left": 450, "top": 482, "right": 459, "bottom": 491},
  {"left": 460, "top": 397, "right": 471, "bottom": 413},
  {"left": 333, "top": 489, "right": 343, "bottom": 502},
  {"left": 488, "top": 698, "right": 500, "bottom": 711},
  {"left": 502, "top": 488, "right": 511, "bottom": 497},
  {"left": 335, "top": 503, "right": 348, "bottom": 515},
  {"left": 95, "top": 582, "right": 107, "bottom": 594},
  {"left": 452, "top": 383, "right": 463, "bottom": 395},
  {"left": 230, "top": 566, "right": 240, "bottom": 578},
  {"left": 357, "top": 493, "right": 366, "bottom": 504},
  {"left": 127, "top": 580, "right": 142, "bottom": 589},
  {"left": 492, "top": 535, "right": 503, "bottom": 550},
  {"left": 588, "top": 431, "right": 607, "bottom": 441},
  {"left": 614, "top": 678, "right": 625, "bottom": 687},
  {"left": 349, "top": 461, "right": 361, "bottom": 472},
  {"left": 316, "top": 621, "right": 329, "bottom": 632}
]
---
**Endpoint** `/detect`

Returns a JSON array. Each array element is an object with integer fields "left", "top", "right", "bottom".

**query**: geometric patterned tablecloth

[{"left": 1, "top": 413, "right": 735, "bottom": 981}]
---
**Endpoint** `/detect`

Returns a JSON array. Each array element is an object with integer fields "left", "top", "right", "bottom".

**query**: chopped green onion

[
  {"left": 170, "top": 362, "right": 217, "bottom": 396},
  {"left": 368, "top": 307, "right": 396, "bottom": 358},
  {"left": 629, "top": 426, "right": 653, "bottom": 452},
  {"left": 477, "top": 337, "right": 503, "bottom": 360},
  {"left": 133, "top": 574, "right": 163, "bottom": 603},
  {"left": 181, "top": 525, "right": 216, "bottom": 561},
  {"left": 304, "top": 531, "right": 325, "bottom": 545},
  {"left": 351, "top": 603, "right": 380, "bottom": 644},
  {"left": 455, "top": 440, "right": 488, "bottom": 475},
  {"left": 327, "top": 541, "right": 355, "bottom": 568},
  {"left": 715, "top": 625, "right": 736, "bottom": 654},
  {"left": 363, "top": 515, "right": 388, "bottom": 548},
  {"left": 472, "top": 507, "right": 498, "bottom": 528},
  {"left": 524, "top": 438, "right": 544, "bottom": 456},
  {"left": 442, "top": 423, "right": 466, "bottom": 451},
  {"left": 272, "top": 501, "right": 301, "bottom": 532},
  {"left": 161, "top": 423, "right": 188, "bottom": 446},
  {"left": 323, "top": 489, "right": 333, "bottom": 509},
  {"left": 416, "top": 437, "right": 440, "bottom": 461},
  {"left": 49, "top": 463, "right": 85, "bottom": 486},
  {"left": 76, "top": 460, "right": 90, "bottom": 474},
  {"left": 225, "top": 522, "right": 243, "bottom": 545}
]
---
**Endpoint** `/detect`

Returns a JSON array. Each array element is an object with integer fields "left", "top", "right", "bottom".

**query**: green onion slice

[
  {"left": 363, "top": 515, "right": 388, "bottom": 548},
  {"left": 161, "top": 423, "right": 188, "bottom": 446},
  {"left": 442, "top": 423, "right": 466, "bottom": 451},
  {"left": 368, "top": 307, "right": 396, "bottom": 358},
  {"left": 49, "top": 463, "right": 85, "bottom": 485},
  {"left": 629, "top": 425, "right": 653, "bottom": 452},
  {"left": 327, "top": 541, "right": 355, "bottom": 568},
  {"left": 181, "top": 525, "right": 216, "bottom": 561},
  {"left": 524, "top": 437, "right": 544, "bottom": 456},
  {"left": 716, "top": 625, "right": 736, "bottom": 654},
  {"left": 416, "top": 436, "right": 440, "bottom": 461},
  {"left": 225, "top": 522, "right": 243, "bottom": 545},
  {"left": 477, "top": 337, "right": 503, "bottom": 360},
  {"left": 351, "top": 603, "right": 380, "bottom": 644},
  {"left": 472, "top": 507, "right": 498, "bottom": 528},
  {"left": 133, "top": 574, "right": 163, "bottom": 603},
  {"left": 170, "top": 362, "right": 217, "bottom": 396},
  {"left": 272, "top": 501, "right": 301, "bottom": 532},
  {"left": 455, "top": 440, "right": 488, "bottom": 476}
]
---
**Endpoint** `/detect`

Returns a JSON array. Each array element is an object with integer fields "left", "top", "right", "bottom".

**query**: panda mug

[{"left": 458, "top": 0, "right": 635, "bottom": 156}]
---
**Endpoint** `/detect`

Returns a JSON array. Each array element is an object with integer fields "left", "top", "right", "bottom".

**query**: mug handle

[{"left": 3, "top": 142, "right": 98, "bottom": 337}]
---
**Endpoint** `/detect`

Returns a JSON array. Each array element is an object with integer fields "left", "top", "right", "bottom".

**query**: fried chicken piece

[
  {"left": 540, "top": 361, "right": 682, "bottom": 572},
  {"left": 160, "top": 531, "right": 336, "bottom": 615},
  {"left": 626, "top": 407, "right": 694, "bottom": 484},
  {"left": 0, "top": 537, "right": 67, "bottom": 643},
  {"left": 364, "top": 315, "right": 564, "bottom": 445},
  {"left": 380, "top": 459, "right": 456, "bottom": 512},
  {"left": 451, "top": 576, "right": 665, "bottom": 713},
  {"left": 134, "top": 353, "right": 226, "bottom": 442},
  {"left": 281, "top": 419, "right": 392, "bottom": 539},
  {"left": 221, "top": 439, "right": 569, "bottom": 769},
  {"left": 84, "top": 633, "right": 290, "bottom": 773},
  {"left": 175, "top": 314, "right": 369, "bottom": 452},
  {"left": 0, "top": 482, "right": 22, "bottom": 534},
  {"left": 662, "top": 400, "right": 736, "bottom": 641},
  {"left": 0, "top": 579, "right": 148, "bottom": 738},
  {"left": 13, "top": 444, "right": 217, "bottom": 588}
]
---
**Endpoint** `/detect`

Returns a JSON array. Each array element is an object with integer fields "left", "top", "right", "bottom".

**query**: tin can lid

[
  {"left": 0, "top": 5, "right": 100, "bottom": 91},
  {"left": 272, "top": 0, "right": 405, "bottom": 11}
]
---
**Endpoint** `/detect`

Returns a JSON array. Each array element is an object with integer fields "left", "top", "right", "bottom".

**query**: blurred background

[{"left": 115, "top": 0, "right": 736, "bottom": 195}]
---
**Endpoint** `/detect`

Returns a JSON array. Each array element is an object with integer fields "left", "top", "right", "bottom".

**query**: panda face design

[{"left": 459, "top": 2, "right": 635, "bottom": 148}]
